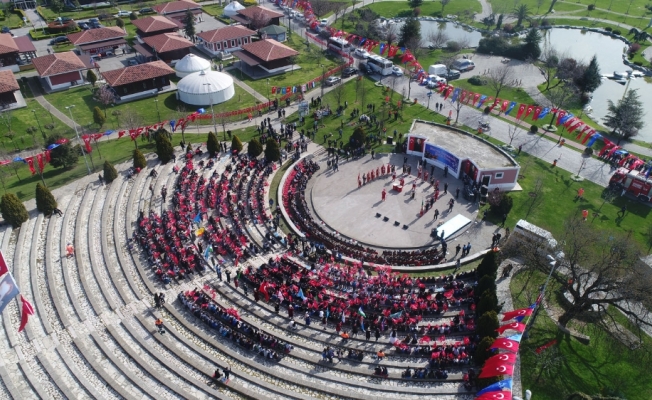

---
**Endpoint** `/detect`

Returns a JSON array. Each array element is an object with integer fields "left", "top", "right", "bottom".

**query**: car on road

[
  {"left": 342, "top": 66, "right": 357, "bottom": 78},
  {"left": 359, "top": 62, "right": 373, "bottom": 75},
  {"left": 49, "top": 36, "right": 70, "bottom": 45},
  {"left": 98, "top": 13, "right": 112, "bottom": 20},
  {"left": 319, "top": 18, "right": 328, "bottom": 27},
  {"left": 354, "top": 48, "right": 369, "bottom": 59},
  {"left": 139, "top": 7, "right": 155, "bottom": 15},
  {"left": 391, "top": 66, "right": 403, "bottom": 76},
  {"left": 116, "top": 10, "right": 132, "bottom": 17},
  {"left": 452, "top": 59, "right": 475, "bottom": 72},
  {"left": 325, "top": 76, "right": 341, "bottom": 86},
  {"left": 442, "top": 69, "right": 461, "bottom": 81}
]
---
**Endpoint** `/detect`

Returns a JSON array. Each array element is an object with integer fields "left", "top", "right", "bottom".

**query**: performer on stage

[
  {"left": 381, "top": 189, "right": 386, "bottom": 201},
  {"left": 376, "top": 167, "right": 380, "bottom": 177},
  {"left": 399, "top": 178, "right": 405, "bottom": 187}
]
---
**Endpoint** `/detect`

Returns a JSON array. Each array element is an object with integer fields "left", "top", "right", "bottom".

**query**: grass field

[
  {"left": 489, "top": 0, "right": 652, "bottom": 17},
  {"left": 452, "top": 78, "right": 538, "bottom": 104}
]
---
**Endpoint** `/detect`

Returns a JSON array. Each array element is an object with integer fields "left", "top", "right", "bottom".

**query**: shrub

[
  {"left": 103, "top": 160, "right": 118, "bottom": 183},
  {"left": 133, "top": 149, "right": 147, "bottom": 169},
  {"left": 474, "top": 336, "right": 496, "bottom": 366},
  {"left": 231, "top": 135, "right": 243, "bottom": 154},
  {"left": 530, "top": 125, "right": 538, "bottom": 134},
  {"left": 87, "top": 70, "right": 97, "bottom": 86},
  {"left": 483, "top": 106, "right": 491, "bottom": 115},
  {"left": 350, "top": 127, "right": 367, "bottom": 147},
  {"left": 413, "top": 7, "right": 421, "bottom": 16},
  {"left": 93, "top": 106, "right": 105, "bottom": 127},
  {"left": 634, "top": 61, "right": 643, "bottom": 66},
  {"left": 503, "top": 23, "right": 514, "bottom": 33},
  {"left": 264, "top": 138, "right": 281, "bottom": 162},
  {"left": 580, "top": 92, "right": 592, "bottom": 105},
  {"left": 115, "top": 17, "right": 124, "bottom": 29},
  {"left": 476, "top": 290, "right": 500, "bottom": 318},
  {"left": 587, "top": 4, "right": 595, "bottom": 11},
  {"left": 248, "top": 138, "right": 263, "bottom": 158},
  {"left": 155, "top": 132, "right": 175, "bottom": 164},
  {"left": 476, "top": 311, "right": 500, "bottom": 339},
  {"left": 604, "top": 26, "right": 613, "bottom": 31},
  {"left": 583, "top": 147, "right": 594, "bottom": 156},
  {"left": 541, "top": 19, "right": 552, "bottom": 27},
  {"left": 613, "top": 29, "right": 621, "bottom": 35},
  {"left": 488, "top": 190, "right": 513, "bottom": 216},
  {"left": 476, "top": 275, "right": 496, "bottom": 300},
  {"left": 629, "top": 43, "right": 641, "bottom": 54},
  {"left": 129, "top": 12, "right": 138, "bottom": 20},
  {"left": 35, "top": 183, "right": 57, "bottom": 215},
  {"left": 207, "top": 131, "right": 219, "bottom": 157},
  {"left": 46, "top": 134, "right": 78, "bottom": 169},
  {"left": 1, "top": 193, "right": 29, "bottom": 228},
  {"left": 477, "top": 251, "right": 499, "bottom": 280},
  {"left": 468, "top": 76, "right": 485, "bottom": 86},
  {"left": 446, "top": 40, "right": 462, "bottom": 52}
]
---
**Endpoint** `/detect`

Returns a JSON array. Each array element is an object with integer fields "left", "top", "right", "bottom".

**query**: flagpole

[{"left": 524, "top": 255, "right": 558, "bottom": 339}]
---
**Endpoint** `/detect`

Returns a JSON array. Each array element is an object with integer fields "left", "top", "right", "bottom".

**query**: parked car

[
  {"left": 325, "top": 76, "right": 341, "bottom": 86},
  {"left": 59, "top": 16, "right": 74, "bottom": 23},
  {"left": 354, "top": 48, "right": 369, "bottom": 59},
  {"left": 359, "top": 62, "right": 373, "bottom": 75},
  {"left": 442, "top": 69, "right": 461, "bottom": 81},
  {"left": 98, "top": 13, "right": 112, "bottom": 20},
  {"left": 116, "top": 10, "right": 132, "bottom": 17},
  {"left": 78, "top": 22, "right": 90, "bottom": 30},
  {"left": 139, "top": 7, "right": 155, "bottom": 15},
  {"left": 319, "top": 18, "right": 328, "bottom": 27},
  {"left": 49, "top": 36, "right": 70, "bottom": 45},
  {"left": 342, "top": 66, "right": 357, "bottom": 78},
  {"left": 452, "top": 59, "right": 475, "bottom": 72},
  {"left": 391, "top": 66, "right": 403, "bottom": 76},
  {"left": 128, "top": 59, "right": 139, "bottom": 66},
  {"left": 1, "top": 27, "right": 12, "bottom": 35}
]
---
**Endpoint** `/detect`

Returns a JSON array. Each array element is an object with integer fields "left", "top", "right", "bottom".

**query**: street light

[
  {"left": 320, "top": 64, "right": 325, "bottom": 97},
  {"left": 31, "top": 109, "right": 44, "bottom": 139},
  {"left": 65, "top": 105, "right": 91, "bottom": 175},
  {"left": 203, "top": 83, "right": 218, "bottom": 136},
  {"left": 154, "top": 99, "right": 161, "bottom": 122},
  {"left": 266, "top": 78, "right": 270, "bottom": 108}
]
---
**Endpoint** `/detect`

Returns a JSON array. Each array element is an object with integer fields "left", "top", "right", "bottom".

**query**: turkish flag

[
  {"left": 118, "top": 130, "right": 126, "bottom": 138},
  {"left": 532, "top": 106, "right": 543, "bottom": 120},
  {"left": 490, "top": 338, "right": 520, "bottom": 353},
  {"left": 0, "top": 250, "right": 8, "bottom": 276},
  {"left": 515, "top": 104, "right": 526, "bottom": 120},
  {"left": 473, "top": 93, "right": 481, "bottom": 104},
  {"left": 18, "top": 296, "right": 35, "bottom": 333},
  {"left": 496, "top": 322, "right": 526, "bottom": 334},
  {"left": 556, "top": 110, "right": 567, "bottom": 125},
  {"left": 501, "top": 100, "right": 509, "bottom": 112},
  {"left": 36, "top": 153, "right": 45, "bottom": 172},
  {"left": 45, "top": 150, "right": 51, "bottom": 163},
  {"left": 476, "top": 391, "right": 513, "bottom": 400},
  {"left": 485, "top": 352, "right": 517, "bottom": 367},
  {"left": 502, "top": 308, "right": 533, "bottom": 321},
  {"left": 568, "top": 121, "right": 583, "bottom": 134},
  {"left": 478, "top": 362, "right": 515, "bottom": 379},
  {"left": 26, "top": 157, "right": 35, "bottom": 175},
  {"left": 525, "top": 105, "right": 534, "bottom": 119}
]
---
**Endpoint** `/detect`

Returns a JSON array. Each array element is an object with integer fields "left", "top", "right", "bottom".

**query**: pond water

[{"left": 393, "top": 20, "right": 484, "bottom": 47}]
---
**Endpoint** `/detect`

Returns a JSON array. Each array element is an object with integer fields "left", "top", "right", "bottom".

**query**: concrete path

[
  {"left": 26, "top": 78, "right": 76, "bottom": 129},
  {"left": 475, "top": 0, "right": 493, "bottom": 22}
]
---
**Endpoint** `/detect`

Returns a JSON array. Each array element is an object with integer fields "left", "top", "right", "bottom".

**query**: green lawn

[
  {"left": 510, "top": 270, "right": 652, "bottom": 400},
  {"left": 489, "top": 0, "right": 651, "bottom": 16},
  {"left": 1, "top": 10, "right": 27, "bottom": 29},
  {"left": 202, "top": 4, "right": 225, "bottom": 17},
  {"left": 231, "top": 32, "right": 341, "bottom": 99},
  {"left": 452, "top": 78, "right": 538, "bottom": 104},
  {"left": 361, "top": 1, "right": 481, "bottom": 19},
  {"left": 43, "top": 85, "right": 260, "bottom": 129}
]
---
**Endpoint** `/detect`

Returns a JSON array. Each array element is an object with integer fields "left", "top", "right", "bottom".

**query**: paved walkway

[
  {"left": 27, "top": 78, "right": 76, "bottom": 129},
  {"left": 475, "top": 0, "right": 493, "bottom": 22}
]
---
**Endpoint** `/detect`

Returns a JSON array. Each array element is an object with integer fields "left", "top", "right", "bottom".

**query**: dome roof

[
  {"left": 224, "top": 1, "right": 245, "bottom": 17},
  {"left": 177, "top": 70, "right": 234, "bottom": 94},
  {"left": 175, "top": 54, "right": 211, "bottom": 74}
]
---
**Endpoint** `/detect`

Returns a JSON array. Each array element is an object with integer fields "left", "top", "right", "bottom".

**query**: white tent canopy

[
  {"left": 177, "top": 70, "right": 235, "bottom": 106},
  {"left": 175, "top": 54, "right": 211, "bottom": 78},
  {"left": 224, "top": 1, "right": 245, "bottom": 17}
]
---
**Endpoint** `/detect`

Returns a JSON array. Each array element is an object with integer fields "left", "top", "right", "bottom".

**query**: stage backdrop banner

[{"left": 423, "top": 143, "right": 460, "bottom": 174}]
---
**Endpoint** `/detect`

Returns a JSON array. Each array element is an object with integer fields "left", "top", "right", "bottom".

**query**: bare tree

[
  {"left": 333, "top": 2, "right": 346, "bottom": 26},
  {"left": 542, "top": 85, "right": 578, "bottom": 129},
  {"left": 440, "top": 0, "right": 451, "bottom": 14},
  {"left": 404, "top": 36, "right": 426, "bottom": 62},
  {"left": 486, "top": 64, "right": 515, "bottom": 98},
  {"left": 310, "top": 0, "right": 337, "bottom": 18},
  {"left": 385, "top": 24, "right": 399, "bottom": 45},
  {"left": 538, "top": 47, "right": 562, "bottom": 92},
  {"left": 507, "top": 118, "right": 527, "bottom": 145},
  {"left": 427, "top": 29, "right": 449, "bottom": 49},
  {"left": 250, "top": 10, "right": 271, "bottom": 30},
  {"left": 331, "top": 82, "right": 346, "bottom": 106},
  {"left": 0, "top": 112, "right": 18, "bottom": 151},
  {"left": 524, "top": 177, "right": 544, "bottom": 218},
  {"left": 122, "top": 109, "right": 143, "bottom": 149},
  {"left": 94, "top": 85, "right": 117, "bottom": 117}
]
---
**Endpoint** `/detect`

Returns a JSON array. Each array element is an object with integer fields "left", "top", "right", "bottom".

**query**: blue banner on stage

[
  {"left": 0, "top": 272, "right": 20, "bottom": 314},
  {"left": 423, "top": 143, "right": 460, "bottom": 174}
]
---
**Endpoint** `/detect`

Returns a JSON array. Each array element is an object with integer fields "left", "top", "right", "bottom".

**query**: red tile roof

[
  {"left": 0, "top": 70, "right": 19, "bottom": 94},
  {"left": 143, "top": 33, "right": 194, "bottom": 53},
  {"left": 236, "top": 5, "right": 283, "bottom": 20},
  {"left": 32, "top": 51, "right": 87, "bottom": 77},
  {"left": 103, "top": 60, "right": 175, "bottom": 87},
  {"left": 13, "top": 36, "right": 37, "bottom": 53},
  {"left": 0, "top": 33, "right": 19, "bottom": 55},
  {"left": 197, "top": 25, "right": 255, "bottom": 43},
  {"left": 153, "top": 0, "right": 200, "bottom": 15},
  {"left": 131, "top": 15, "right": 182, "bottom": 33},
  {"left": 67, "top": 27, "right": 126, "bottom": 45},
  {"left": 241, "top": 39, "right": 298, "bottom": 62}
]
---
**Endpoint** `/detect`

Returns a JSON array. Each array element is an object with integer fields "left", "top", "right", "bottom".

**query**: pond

[{"left": 392, "top": 20, "right": 484, "bottom": 48}]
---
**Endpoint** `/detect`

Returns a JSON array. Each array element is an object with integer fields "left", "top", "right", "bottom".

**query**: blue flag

[
  {"left": 193, "top": 213, "right": 202, "bottom": 224},
  {"left": 169, "top": 120, "right": 176, "bottom": 132},
  {"left": 389, "top": 310, "right": 403, "bottom": 319},
  {"left": 298, "top": 288, "right": 306, "bottom": 301},
  {"left": 559, "top": 113, "right": 574, "bottom": 125},
  {"left": 203, "top": 245, "right": 213, "bottom": 259},
  {"left": 476, "top": 379, "right": 513, "bottom": 396},
  {"left": 586, "top": 133, "right": 602, "bottom": 147},
  {"left": 358, "top": 306, "right": 366, "bottom": 318},
  {"left": 504, "top": 101, "right": 517, "bottom": 115},
  {"left": 0, "top": 273, "right": 20, "bottom": 314},
  {"left": 507, "top": 333, "right": 523, "bottom": 342},
  {"left": 538, "top": 107, "right": 550, "bottom": 119},
  {"left": 476, "top": 95, "right": 487, "bottom": 108},
  {"left": 450, "top": 88, "right": 461, "bottom": 103},
  {"left": 360, "top": 317, "right": 365, "bottom": 332}
]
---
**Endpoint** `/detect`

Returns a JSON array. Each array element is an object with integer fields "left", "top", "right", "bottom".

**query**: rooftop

[
  {"left": 131, "top": 15, "right": 182, "bottom": 33},
  {"left": 259, "top": 24, "right": 287, "bottom": 35},
  {"left": 13, "top": 36, "right": 37, "bottom": 53},
  {"left": 67, "top": 27, "right": 126, "bottom": 45},
  {"left": 153, "top": 0, "right": 201, "bottom": 15},
  {"left": 32, "top": 51, "right": 87, "bottom": 77},
  {"left": 0, "top": 33, "right": 19, "bottom": 55},
  {"left": 0, "top": 70, "right": 19, "bottom": 94},
  {"left": 197, "top": 25, "right": 255, "bottom": 43},
  {"left": 103, "top": 60, "right": 175, "bottom": 87},
  {"left": 410, "top": 121, "right": 516, "bottom": 169},
  {"left": 241, "top": 39, "right": 298, "bottom": 62},
  {"left": 143, "top": 33, "right": 194, "bottom": 53},
  {"left": 236, "top": 5, "right": 283, "bottom": 20}
]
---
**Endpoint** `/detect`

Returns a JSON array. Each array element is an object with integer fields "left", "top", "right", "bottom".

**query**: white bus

[
  {"left": 367, "top": 55, "right": 394, "bottom": 76},
  {"left": 327, "top": 37, "right": 352, "bottom": 54}
]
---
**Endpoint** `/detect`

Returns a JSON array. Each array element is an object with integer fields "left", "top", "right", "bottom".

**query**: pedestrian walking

[
  {"left": 374, "top": 328, "right": 381, "bottom": 341},
  {"left": 444, "top": 182, "right": 448, "bottom": 194},
  {"left": 455, "top": 187, "right": 460, "bottom": 199}
]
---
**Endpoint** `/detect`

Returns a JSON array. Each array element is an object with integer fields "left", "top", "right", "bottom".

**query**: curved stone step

[
  {"left": 30, "top": 214, "right": 56, "bottom": 335},
  {"left": 13, "top": 216, "right": 41, "bottom": 341}
]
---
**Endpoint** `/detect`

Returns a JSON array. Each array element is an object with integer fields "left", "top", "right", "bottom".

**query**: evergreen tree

[
  {"left": 409, "top": 0, "right": 422, "bottom": 7},
  {"left": 35, "top": 183, "right": 57, "bottom": 215},
  {"left": 476, "top": 251, "right": 499, "bottom": 280},
  {"left": 87, "top": 70, "right": 97, "bottom": 86},
  {"left": 133, "top": 148, "right": 147, "bottom": 169},
  {"left": 476, "top": 311, "right": 499, "bottom": 339},
  {"left": 476, "top": 289, "right": 500, "bottom": 318},
  {"left": 496, "top": 14, "right": 503, "bottom": 29},
  {"left": 398, "top": 16, "right": 421, "bottom": 47},
  {"left": 46, "top": 134, "right": 78, "bottom": 169},
  {"left": 115, "top": 17, "right": 125, "bottom": 29},
  {"left": 350, "top": 127, "right": 367, "bottom": 147},
  {"left": 103, "top": 160, "right": 118, "bottom": 183},
  {"left": 155, "top": 133, "right": 175, "bottom": 164},
  {"left": 264, "top": 138, "right": 281, "bottom": 162},
  {"left": 129, "top": 12, "right": 138, "bottom": 20},
  {"left": 93, "top": 106, "right": 106, "bottom": 128},
  {"left": 248, "top": 138, "right": 263, "bottom": 158},
  {"left": 184, "top": 10, "right": 196, "bottom": 41},
  {"left": 231, "top": 135, "right": 243, "bottom": 154},
  {"left": 207, "top": 132, "right": 219, "bottom": 157},
  {"left": 576, "top": 55, "right": 602, "bottom": 93},
  {"left": 0, "top": 193, "right": 28, "bottom": 228},
  {"left": 474, "top": 336, "right": 496, "bottom": 366},
  {"left": 521, "top": 28, "right": 542, "bottom": 60},
  {"left": 603, "top": 89, "right": 645, "bottom": 142},
  {"left": 476, "top": 275, "right": 496, "bottom": 300}
]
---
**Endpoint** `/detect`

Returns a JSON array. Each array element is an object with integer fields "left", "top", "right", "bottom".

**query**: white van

[
  {"left": 510, "top": 219, "right": 563, "bottom": 259},
  {"left": 452, "top": 59, "right": 475, "bottom": 72},
  {"left": 428, "top": 64, "right": 447, "bottom": 76}
]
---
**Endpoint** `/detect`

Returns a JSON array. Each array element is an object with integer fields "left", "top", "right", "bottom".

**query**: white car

[
  {"left": 391, "top": 66, "right": 403, "bottom": 76},
  {"left": 428, "top": 74, "right": 447, "bottom": 84},
  {"left": 319, "top": 18, "right": 328, "bottom": 27},
  {"left": 116, "top": 10, "right": 132, "bottom": 17},
  {"left": 354, "top": 48, "right": 370, "bottom": 59}
]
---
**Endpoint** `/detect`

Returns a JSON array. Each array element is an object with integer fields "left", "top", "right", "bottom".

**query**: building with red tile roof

[
  {"left": 231, "top": 5, "right": 282, "bottom": 29},
  {"left": 234, "top": 39, "right": 299, "bottom": 74},
  {"left": 134, "top": 33, "right": 195, "bottom": 64},
  {"left": 67, "top": 27, "right": 127, "bottom": 56},
  {"left": 196, "top": 25, "right": 255, "bottom": 56},
  {"left": 0, "top": 70, "right": 20, "bottom": 108},
  {"left": 102, "top": 60, "right": 175, "bottom": 101},
  {"left": 0, "top": 33, "right": 20, "bottom": 69},
  {"left": 131, "top": 15, "right": 182, "bottom": 37},
  {"left": 153, "top": 0, "right": 202, "bottom": 22},
  {"left": 32, "top": 51, "right": 88, "bottom": 91}
]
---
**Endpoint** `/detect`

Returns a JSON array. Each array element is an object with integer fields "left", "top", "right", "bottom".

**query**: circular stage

[{"left": 308, "top": 152, "right": 479, "bottom": 249}]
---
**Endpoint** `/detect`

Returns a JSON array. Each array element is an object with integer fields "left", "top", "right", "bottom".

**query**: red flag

[
  {"left": 502, "top": 307, "right": 533, "bottom": 321},
  {"left": 563, "top": 117, "right": 578, "bottom": 128},
  {"left": 45, "top": 150, "right": 51, "bottom": 163},
  {"left": 258, "top": 282, "right": 270, "bottom": 302},
  {"left": 535, "top": 339, "right": 558, "bottom": 354},
  {"left": 556, "top": 110, "right": 567, "bottom": 125},
  {"left": 444, "top": 86, "right": 454, "bottom": 100},
  {"left": 0, "top": 250, "right": 8, "bottom": 276},
  {"left": 118, "top": 130, "right": 126, "bottom": 138},
  {"left": 18, "top": 295, "right": 35, "bottom": 333},
  {"left": 478, "top": 362, "right": 515, "bottom": 378},
  {"left": 501, "top": 100, "right": 509, "bottom": 112},
  {"left": 26, "top": 157, "right": 35, "bottom": 175},
  {"left": 532, "top": 106, "right": 543, "bottom": 120},
  {"left": 460, "top": 91, "right": 467, "bottom": 102},
  {"left": 490, "top": 338, "right": 520, "bottom": 353},
  {"left": 36, "top": 153, "right": 45, "bottom": 172},
  {"left": 129, "top": 129, "right": 139, "bottom": 141},
  {"left": 524, "top": 105, "right": 534, "bottom": 119},
  {"left": 476, "top": 392, "right": 513, "bottom": 400},
  {"left": 567, "top": 121, "right": 584, "bottom": 134},
  {"left": 81, "top": 135, "right": 92, "bottom": 154},
  {"left": 485, "top": 352, "right": 517, "bottom": 366},
  {"left": 496, "top": 321, "right": 526, "bottom": 334},
  {"left": 582, "top": 129, "right": 596, "bottom": 144},
  {"left": 515, "top": 104, "right": 526, "bottom": 120},
  {"left": 473, "top": 93, "right": 481, "bottom": 104}
]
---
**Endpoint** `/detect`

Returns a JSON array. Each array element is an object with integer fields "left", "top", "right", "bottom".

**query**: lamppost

[
  {"left": 65, "top": 105, "right": 91, "bottom": 175},
  {"left": 267, "top": 78, "right": 270, "bottom": 108},
  {"left": 320, "top": 64, "right": 325, "bottom": 97},
  {"left": 31, "top": 109, "right": 44, "bottom": 139},
  {"left": 203, "top": 83, "right": 218, "bottom": 136},
  {"left": 154, "top": 99, "right": 161, "bottom": 122}
]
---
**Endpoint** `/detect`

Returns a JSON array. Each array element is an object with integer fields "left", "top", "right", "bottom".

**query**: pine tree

[
  {"left": 87, "top": 70, "right": 97, "bottom": 86},
  {"left": 133, "top": 148, "right": 147, "bottom": 169},
  {"left": 476, "top": 311, "right": 499, "bottom": 339},
  {"left": 207, "top": 132, "right": 219, "bottom": 157},
  {"left": 93, "top": 106, "right": 106, "bottom": 128},
  {"left": 398, "top": 16, "right": 421, "bottom": 47},
  {"left": 476, "top": 289, "right": 500, "bottom": 318},
  {"left": 115, "top": 17, "right": 125, "bottom": 29},
  {"left": 184, "top": 9, "right": 196, "bottom": 41},
  {"left": 46, "top": 134, "right": 78, "bottom": 169},
  {"left": 604, "top": 89, "right": 645, "bottom": 142},
  {"left": 576, "top": 55, "right": 601, "bottom": 94},
  {"left": 231, "top": 135, "right": 243, "bottom": 154},
  {"left": 476, "top": 275, "right": 496, "bottom": 300},
  {"left": 264, "top": 138, "right": 280, "bottom": 162},
  {"left": 474, "top": 336, "right": 496, "bottom": 366},
  {"left": 521, "top": 28, "right": 542, "bottom": 60},
  {"left": 248, "top": 138, "right": 263, "bottom": 158},
  {"left": 35, "top": 182, "right": 57, "bottom": 215},
  {"left": 155, "top": 133, "right": 175, "bottom": 164},
  {"left": 103, "top": 160, "right": 118, "bottom": 183},
  {"left": 476, "top": 251, "right": 498, "bottom": 280},
  {"left": 0, "top": 193, "right": 29, "bottom": 228},
  {"left": 350, "top": 127, "right": 367, "bottom": 147}
]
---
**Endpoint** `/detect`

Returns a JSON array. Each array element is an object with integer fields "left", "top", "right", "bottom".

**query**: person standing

[
  {"left": 444, "top": 182, "right": 448, "bottom": 194},
  {"left": 225, "top": 270, "right": 231, "bottom": 283},
  {"left": 455, "top": 244, "right": 461, "bottom": 257},
  {"left": 381, "top": 189, "right": 386, "bottom": 202},
  {"left": 223, "top": 366, "right": 231, "bottom": 381},
  {"left": 465, "top": 242, "right": 472, "bottom": 256}
]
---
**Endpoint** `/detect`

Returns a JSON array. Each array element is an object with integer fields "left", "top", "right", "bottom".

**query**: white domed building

[
  {"left": 224, "top": 1, "right": 245, "bottom": 17},
  {"left": 174, "top": 54, "right": 211, "bottom": 78},
  {"left": 176, "top": 70, "right": 235, "bottom": 106}
]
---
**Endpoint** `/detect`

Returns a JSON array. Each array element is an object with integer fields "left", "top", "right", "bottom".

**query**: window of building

[
  {"left": 495, "top": 172, "right": 504, "bottom": 179},
  {"left": 231, "top": 40, "right": 236, "bottom": 47},
  {"left": 215, "top": 42, "right": 220, "bottom": 50}
]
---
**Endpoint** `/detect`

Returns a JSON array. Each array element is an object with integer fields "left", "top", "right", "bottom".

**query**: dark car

[
  {"left": 342, "top": 67, "right": 357, "bottom": 78},
  {"left": 49, "top": 36, "right": 70, "bottom": 45},
  {"left": 78, "top": 22, "right": 90, "bottom": 30},
  {"left": 359, "top": 62, "right": 373, "bottom": 75},
  {"left": 442, "top": 69, "right": 461, "bottom": 81},
  {"left": 98, "top": 13, "right": 112, "bottom": 21},
  {"left": 139, "top": 7, "right": 155, "bottom": 14},
  {"left": 1, "top": 27, "right": 11, "bottom": 35}
]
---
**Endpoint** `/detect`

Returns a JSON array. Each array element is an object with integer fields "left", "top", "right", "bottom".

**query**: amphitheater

[{"left": 0, "top": 139, "right": 488, "bottom": 400}]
